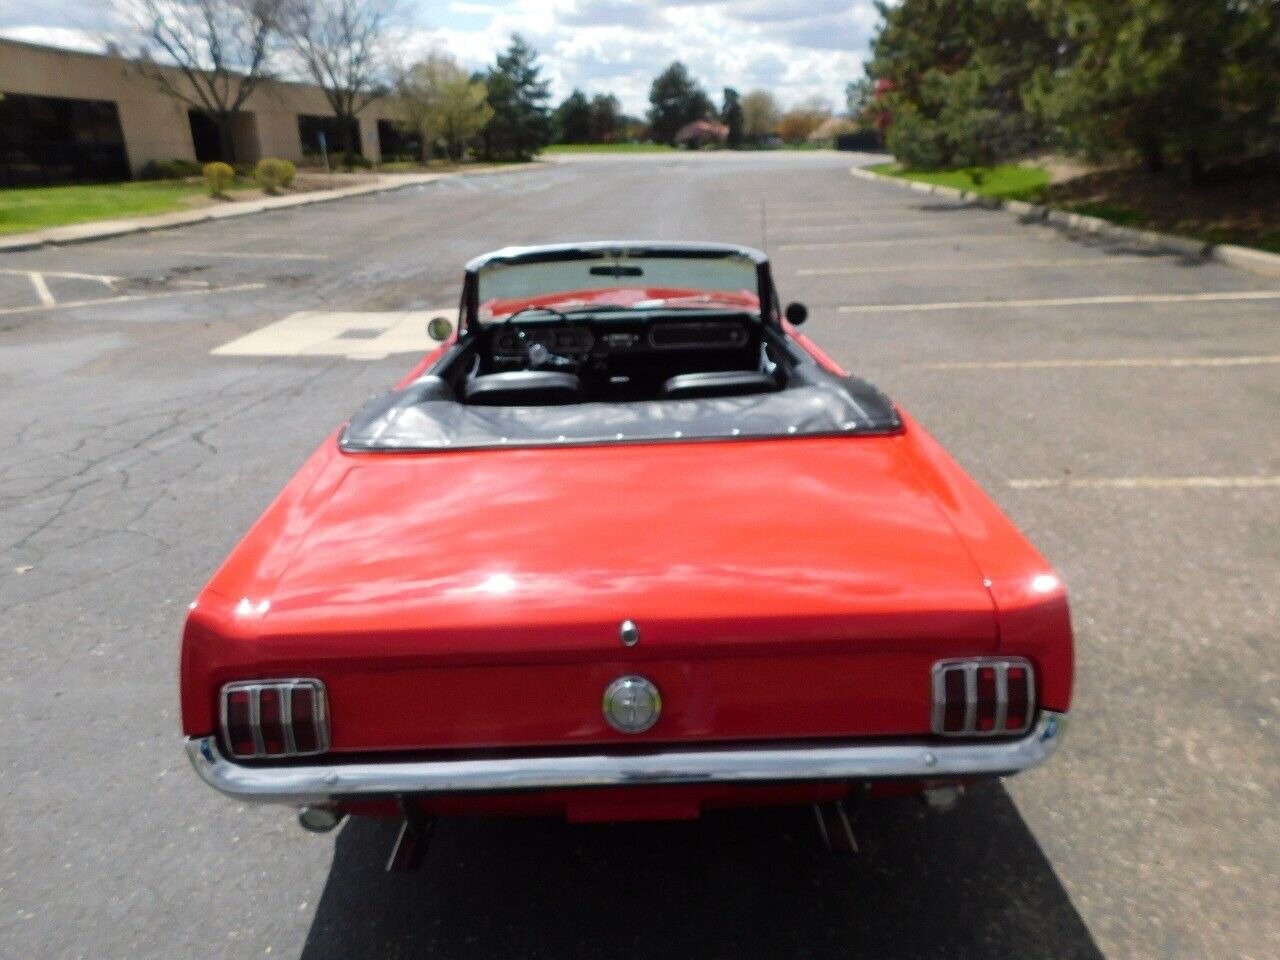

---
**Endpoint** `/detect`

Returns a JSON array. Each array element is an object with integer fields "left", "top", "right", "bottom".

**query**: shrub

[
  {"left": 278, "top": 159, "right": 297, "bottom": 188},
  {"left": 254, "top": 158, "right": 289, "bottom": 193},
  {"left": 202, "top": 161, "right": 235, "bottom": 197},
  {"left": 342, "top": 153, "right": 374, "bottom": 170},
  {"left": 140, "top": 158, "right": 203, "bottom": 180}
]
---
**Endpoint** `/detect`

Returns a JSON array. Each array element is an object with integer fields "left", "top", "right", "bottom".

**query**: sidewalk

[{"left": 0, "top": 165, "right": 533, "bottom": 253}]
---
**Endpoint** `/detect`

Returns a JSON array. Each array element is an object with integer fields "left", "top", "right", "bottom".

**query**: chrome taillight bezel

[
  {"left": 219, "top": 679, "right": 329, "bottom": 760},
  {"left": 931, "top": 658, "right": 1035, "bottom": 737}
]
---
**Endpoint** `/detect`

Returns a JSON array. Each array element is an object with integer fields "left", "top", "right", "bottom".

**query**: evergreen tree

[
  {"left": 647, "top": 62, "right": 713, "bottom": 145},
  {"left": 721, "top": 87, "right": 744, "bottom": 149},
  {"left": 554, "top": 89, "right": 591, "bottom": 143},
  {"left": 587, "top": 93, "right": 622, "bottom": 143},
  {"left": 482, "top": 35, "right": 552, "bottom": 160},
  {"left": 1026, "top": 0, "right": 1280, "bottom": 179},
  {"left": 867, "top": 0, "right": 1058, "bottom": 167}
]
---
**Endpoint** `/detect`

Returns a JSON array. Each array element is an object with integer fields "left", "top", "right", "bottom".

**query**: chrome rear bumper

[{"left": 185, "top": 711, "right": 1066, "bottom": 806}]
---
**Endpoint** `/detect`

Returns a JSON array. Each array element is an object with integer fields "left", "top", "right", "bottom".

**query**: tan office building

[{"left": 0, "top": 37, "right": 414, "bottom": 186}]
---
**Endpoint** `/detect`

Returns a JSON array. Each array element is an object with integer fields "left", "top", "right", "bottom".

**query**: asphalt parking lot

[{"left": 1, "top": 152, "right": 1277, "bottom": 960}]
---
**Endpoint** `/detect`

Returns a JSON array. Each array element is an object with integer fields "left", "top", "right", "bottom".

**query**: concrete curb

[
  {"left": 0, "top": 164, "right": 538, "bottom": 254},
  {"left": 849, "top": 165, "right": 1280, "bottom": 278}
]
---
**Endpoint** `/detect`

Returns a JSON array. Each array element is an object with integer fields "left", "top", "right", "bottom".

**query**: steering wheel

[{"left": 494, "top": 305, "right": 582, "bottom": 370}]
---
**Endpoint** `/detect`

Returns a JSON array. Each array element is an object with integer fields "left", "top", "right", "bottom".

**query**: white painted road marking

[
  {"left": 781, "top": 232, "right": 1051, "bottom": 250},
  {"left": 839, "top": 290, "right": 1280, "bottom": 314},
  {"left": 121, "top": 249, "right": 330, "bottom": 261},
  {"left": 912, "top": 355, "right": 1280, "bottom": 370},
  {"left": 0, "top": 282, "right": 267, "bottom": 316},
  {"left": 212, "top": 310, "right": 454, "bottom": 360},
  {"left": 26, "top": 272, "right": 55, "bottom": 308},
  {"left": 0, "top": 268, "right": 121, "bottom": 283},
  {"left": 799, "top": 255, "right": 1159, "bottom": 276},
  {"left": 1009, "top": 476, "right": 1280, "bottom": 490}
]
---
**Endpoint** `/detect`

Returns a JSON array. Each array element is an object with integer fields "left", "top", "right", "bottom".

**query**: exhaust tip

[
  {"left": 298, "top": 805, "right": 342, "bottom": 833},
  {"left": 922, "top": 784, "right": 964, "bottom": 813}
]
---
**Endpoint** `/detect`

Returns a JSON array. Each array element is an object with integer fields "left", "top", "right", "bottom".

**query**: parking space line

[
  {"left": 26, "top": 272, "right": 55, "bottom": 307},
  {"left": 1009, "top": 476, "right": 1280, "bottom": 490},
  {"left": 86, "top": 249, "right": 329, "bottom": 261},
  {"left": 799, "top": 256, "right": 1158, "bottom": 276},
  {"left": 839, "top": 290, "right": 1280, "bottom": 314},
  {"left": 781, "top": 232, "right": 1051, "bottom": 250},
  {"left": 0, "top": 282, "right": 267, "bottom": 317},
  {"left": 0, "top": 268, "right": 121, "bottom": 283},
  {"left": 910, "top": 354, "right": 1280, "bottom": 370}
]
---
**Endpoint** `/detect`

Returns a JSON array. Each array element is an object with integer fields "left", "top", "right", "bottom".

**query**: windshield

[{"left": 476, "top": 253, "right": 761, "bottom": 321}]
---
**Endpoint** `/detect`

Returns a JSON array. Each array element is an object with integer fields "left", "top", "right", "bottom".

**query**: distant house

[{"left": 674, "top": 119, "right": 729, "bottom": 149}]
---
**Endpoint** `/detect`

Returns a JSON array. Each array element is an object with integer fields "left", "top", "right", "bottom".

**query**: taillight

[
  {"left": 220, "top": 680, "right": 329, "bottom": 759},
  {"left": 931, "top": 659, "right": 1035, "bottom": 737}
]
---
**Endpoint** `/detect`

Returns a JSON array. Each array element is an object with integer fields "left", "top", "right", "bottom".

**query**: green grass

[
  {"left": 542, "top": 143, "right": 677, "bottom": 154},
  {"left": 0, "top": 180, "right": 248, "bottom": 234},
  {"left": 868, "top": 162, "right": 1050, "bottom": 201}
]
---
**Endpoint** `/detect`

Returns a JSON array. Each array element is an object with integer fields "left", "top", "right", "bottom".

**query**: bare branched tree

[
  {"left": 281, "top": 0, "right": 398, "bottom": 161},
  {"left": 121, "top": 0, "right": 282, "bottom": 163}
]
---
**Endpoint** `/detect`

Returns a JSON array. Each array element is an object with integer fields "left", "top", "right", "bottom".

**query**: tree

[
  {"left": 482, "top": 35, "right": 553, "bottom": 160},
  {"left": 721, "top": 87, "right": 744, "bottom": 149},
  {"left": 777, "top": 106, "right": 829, "bottom": 143},
  {"left": 845, "top": 78, "right": 874, "bottom": 121},
  {"left": 587, "top": 93, "right": 622, "bottom": 143},
  {"left": 1026, "top": 0, "right": 1280, "bottom": 179},
  {"left": 741, "top": 89, "right": 780, "bottom": 143},
  {"left": 122, "top": 0, "right": 281, "bottom": 164},
  {"left": 867, "top": 0, "right": 1058, "bottom": 168},
  {"left": 281, "top": 0, "right": 398, "bottom": 163},
  {"left": 554, "top": 89, "right": 591, "bottom": 143},
  {"left": 398, "top": 52, "right": 493, "bottom": 161},
  {"left": 647, "top": 62, "right": 713, "bottom": 145}
]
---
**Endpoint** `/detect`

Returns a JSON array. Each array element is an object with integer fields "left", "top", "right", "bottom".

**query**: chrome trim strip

[
  {"left": 249, "top": 688, "right": 265, "bottom": 757},
  {"left": 184, "top": 711, "right": 1068, "bottom": 807},
  {"left": 282, "top": 687, "right": 298, "bottom": 757},
  {"left": 963, "top": 663, "right": 977, "bottom": 732},
  {"left": 994, "top": 665, "right": 1009, "bottom": 733}
]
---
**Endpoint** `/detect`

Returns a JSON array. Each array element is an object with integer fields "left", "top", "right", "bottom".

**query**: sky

[{"left": 0, "top": 1, "right": 882, "bottom": 115}]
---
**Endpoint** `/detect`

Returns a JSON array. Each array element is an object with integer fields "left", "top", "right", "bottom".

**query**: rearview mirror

[
  {"left": 427, "top": 316, "right": 454, "bottom": 341},
  {"left": 784, "top": 302, "right": 808, "bottom": 326}
]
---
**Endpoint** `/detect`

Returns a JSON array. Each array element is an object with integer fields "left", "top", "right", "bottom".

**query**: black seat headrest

[
  {"left": 662, "top": 370, "right": 778, "bottom": 400},
  {"left": 464, "top": 370, "right": 584, "bottom": 406}
]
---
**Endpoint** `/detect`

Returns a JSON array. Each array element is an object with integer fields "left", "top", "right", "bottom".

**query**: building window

[
  {"left": 377, "top": 120, "right": 419, "bottom": 162},
  {"left": 0, "top": 93, "right": 130, "bottom": 187},
  {"left": 188, "top": 111, "right": 225, "bottom": 163},
  {"left": 297, "top": 115, "right": 361, "bottom": 158}
]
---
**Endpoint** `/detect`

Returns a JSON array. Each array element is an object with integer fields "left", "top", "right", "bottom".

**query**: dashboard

[{"left": 488, "top": 318, "right": 752, "bottom": 360}]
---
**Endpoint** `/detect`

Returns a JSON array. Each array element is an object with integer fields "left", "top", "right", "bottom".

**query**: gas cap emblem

[
  {"left": 602, "top": 676, "right": 661, "bottom": 734},
  {"left": 619, "top": 619, "right": 640, "bottom": 647}
]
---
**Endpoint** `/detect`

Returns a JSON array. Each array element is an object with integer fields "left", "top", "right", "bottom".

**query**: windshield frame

[{"left": 459, "top": 242, "right": 778, "bottom": 334}]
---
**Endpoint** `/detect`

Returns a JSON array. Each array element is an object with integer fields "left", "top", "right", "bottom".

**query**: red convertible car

[{"left": 183, "top": 242, "right": 1071, "bottom": 861}]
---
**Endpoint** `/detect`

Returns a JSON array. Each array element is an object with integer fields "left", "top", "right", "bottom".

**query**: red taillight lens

[
  {"left": 220, "top": 680, "right": 328, "bottom": 759},
  {"left": 289, "top": 686, "right": 318, "bottom": 754},
  {"left": 932, "top": 659, "right": 1035, "bottom": 737},
  {"left": 976, "top": 667, "right": 997, "bottom": 731},
  {"left": 943, "top": 668, "right": 966, "bottom": 732},
  {"left": 1006, "top": 666, "right": 1028, "bottom": 730},
  {"left": 225, "top": 689, "right": 255, "bottom": 757},
  {"left": 258, "top": 688, "right": 285, "bottom": 755}
]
